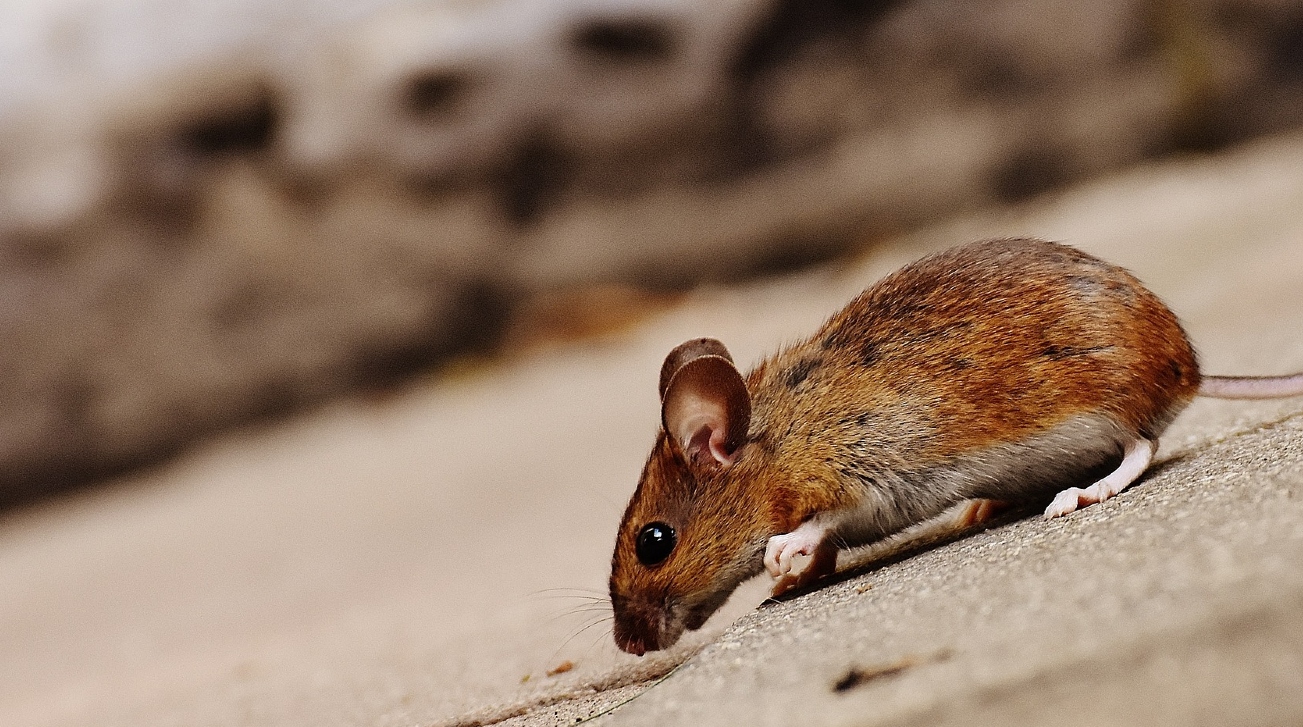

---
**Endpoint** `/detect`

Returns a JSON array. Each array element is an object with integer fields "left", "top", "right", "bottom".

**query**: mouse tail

[{"left": 1198, "top": 373, "right": 1303, "bottom": 399}]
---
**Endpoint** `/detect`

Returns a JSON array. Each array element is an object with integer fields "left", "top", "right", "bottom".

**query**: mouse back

[
  {"left": 733, "top": 238, "right": 1202, "bottom": 537},
  {"left": 780, "top": 238, "right": 1200, "bottom": 454}
]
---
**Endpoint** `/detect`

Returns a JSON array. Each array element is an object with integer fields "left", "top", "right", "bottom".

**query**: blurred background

[
  {"left": 2, "top": 0, "right": 1302, "bottom": 507},
  {"left": 6, "top": 3, "right": 1303, "bottom": 726}
]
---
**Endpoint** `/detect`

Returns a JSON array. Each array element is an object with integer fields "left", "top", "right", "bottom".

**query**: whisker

[
  {"left": 530, "top": 587, "right": 607, "bottom": 597},
  {"left": 532, "top": 594, "right": 608, "bottom": 604},
  {"left": 527, "top": 590, "right": 610, "bottom": 611},
  {"left": 562, "top": 606, "right": 614, "bottom": 618},
  {"left": 579, "top": 619, "right": 616, "bottom": 659},
  {"left": 550, "top": 615, "right": 615, "bottom": 662},
  {"left": 544, "top": 604, "right": 612, "bottom": 626}
]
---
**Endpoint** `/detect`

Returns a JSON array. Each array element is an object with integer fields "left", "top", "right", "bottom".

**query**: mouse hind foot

[
  {"left": 953, "top": 499, "right": 1010, "bottom": 528},
  {"left": 1044, "top": 437, "right": 1156, "bottom": 518}
]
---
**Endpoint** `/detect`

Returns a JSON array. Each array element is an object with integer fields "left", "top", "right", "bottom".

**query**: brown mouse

[{"left": 608, "top": 238, "right": 1303, "bottom": 655}]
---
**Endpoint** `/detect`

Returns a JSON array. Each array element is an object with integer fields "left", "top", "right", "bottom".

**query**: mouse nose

[
  {"left": 612, "top": 600, "right": 664, "bottom": 655},
  {"left": 613, "top": 616, "right": 661, "bottom": 655},
  {"left": 615, "top": 633, "right": 648, "bottom": 656}
]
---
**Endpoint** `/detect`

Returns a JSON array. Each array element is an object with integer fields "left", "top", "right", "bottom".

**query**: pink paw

[
  {"left": 765, "top": 530, "right": 822, "bottom": 578},
  {"left": 1045, "top": 438, "right": 1156, "bottom": 519},
  {"left": 1044, "top": 484, "right": 1106, "bottom": 518},
  {"left": 954, "top": 499, "right": 1007, "bottom": 528},
  {"left": 764, "top": 521, "right": 837, "bottom": 596}
]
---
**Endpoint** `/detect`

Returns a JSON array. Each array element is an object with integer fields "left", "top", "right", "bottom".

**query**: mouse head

[{"left": 610, "top": 338, "right": 772, "bottom": 655}]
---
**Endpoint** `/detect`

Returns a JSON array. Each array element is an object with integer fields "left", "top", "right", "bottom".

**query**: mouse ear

[
  {"left": 661, "top": 345, "right": 750, "bottom": 468},
  {"left": 658, "top": 338, "right": 735, "bottom": 400}
]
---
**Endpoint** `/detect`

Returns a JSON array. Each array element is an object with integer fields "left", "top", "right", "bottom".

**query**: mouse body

[{"left": 609, "top": 237, "right": 1303, "bottom": 655}]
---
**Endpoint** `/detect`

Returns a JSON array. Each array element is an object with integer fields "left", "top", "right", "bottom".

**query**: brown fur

[{"left": 610, "top": 238, "right": 1201, "bottom": 654}]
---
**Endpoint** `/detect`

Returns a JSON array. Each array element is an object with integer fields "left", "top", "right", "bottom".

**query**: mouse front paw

[
  {"left": 765, "top": 520, "right": 838, "bottom": 596},
  {"left": 765, "top": 528, "right": 821, "bottom": 577}
]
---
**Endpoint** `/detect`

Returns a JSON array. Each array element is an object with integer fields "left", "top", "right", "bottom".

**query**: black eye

[{"left": 635, "top": 522, "right": 677, "bottom": 566}]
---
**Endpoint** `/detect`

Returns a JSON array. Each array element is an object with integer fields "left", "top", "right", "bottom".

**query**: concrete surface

[{"left": 2, "top": 130, "right": 1303, "bottom": 727}]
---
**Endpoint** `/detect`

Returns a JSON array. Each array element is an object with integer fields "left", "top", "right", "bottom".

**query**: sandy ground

[{"left": 2, "top": 129, "right": 1303, "bottom": 727}]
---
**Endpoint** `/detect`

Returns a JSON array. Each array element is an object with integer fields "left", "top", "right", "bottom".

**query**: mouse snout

[
  {"left": 613, "top": 627, "right": 652, "bottom": 656},
  {"left": 611, "top": 594, "right": 683, "bottom": 655}
]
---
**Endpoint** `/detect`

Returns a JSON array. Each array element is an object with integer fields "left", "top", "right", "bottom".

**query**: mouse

[{"left": 607, "top": 237, "right": 1303, "bottom": 655}]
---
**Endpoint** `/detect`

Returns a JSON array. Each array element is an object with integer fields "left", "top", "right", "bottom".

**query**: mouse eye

[{"left": 635, "top": 522, "right": 677, "bottom": 566}]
